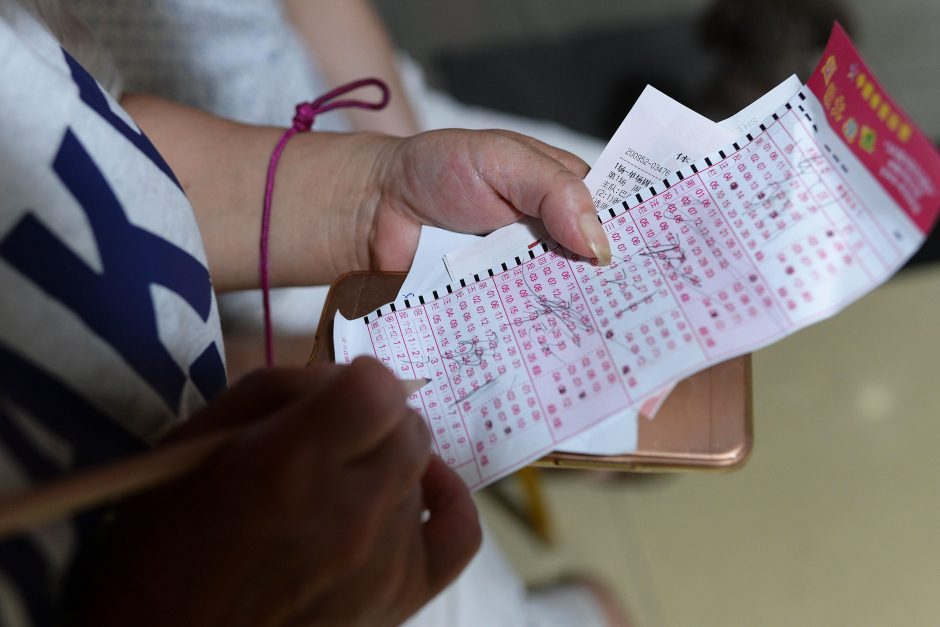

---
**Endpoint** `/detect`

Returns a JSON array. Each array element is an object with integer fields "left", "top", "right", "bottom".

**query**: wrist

[
  {"left": 122, "top": 93, "right": 405, "bottom": 291},
  {"left": 265, "top": 131, "right": 399, "bottom": 287}
]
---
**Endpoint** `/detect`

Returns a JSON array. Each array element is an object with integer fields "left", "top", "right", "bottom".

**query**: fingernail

[{"left": 578, "top": 212, "right": 611, "bottom": 265}]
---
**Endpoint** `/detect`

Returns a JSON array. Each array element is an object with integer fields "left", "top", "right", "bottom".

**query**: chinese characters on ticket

[{"left": 335, "top": 25, "right": 940, "bottom": 490}]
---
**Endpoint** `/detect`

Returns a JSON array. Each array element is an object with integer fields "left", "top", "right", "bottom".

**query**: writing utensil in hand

[{"left": 0, "top": 377, "right": 431, "bottom": 540}]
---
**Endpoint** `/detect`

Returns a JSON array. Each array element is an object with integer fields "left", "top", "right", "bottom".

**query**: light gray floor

[{"left": 478, "top": 267, "right": 940, "bottom": 626}]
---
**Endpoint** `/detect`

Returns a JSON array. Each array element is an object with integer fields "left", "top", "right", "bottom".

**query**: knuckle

[{"left": 556, "top": 177, "right": 593, "bottom": 210}]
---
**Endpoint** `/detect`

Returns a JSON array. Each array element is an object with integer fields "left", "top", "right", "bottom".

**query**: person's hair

[{"left": 18, "top": 0, "right": 122, "bottom": 96}]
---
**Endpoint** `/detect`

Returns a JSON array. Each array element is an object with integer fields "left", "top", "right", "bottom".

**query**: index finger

[
  {"left": 279, "top": 356, "right": 417, "bottom": 461},
  {"left": 488, "top": 129, "right": 590, "bottom": 178},
  {"left": 166, "top": 364, "right": 343, "bottom": 441},
  {"left": 473, "top": 133, "right": 611, "bottom": 265}
]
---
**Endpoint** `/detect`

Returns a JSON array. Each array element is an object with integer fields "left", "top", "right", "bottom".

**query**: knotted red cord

[{"left": 260, "top": 78, "right": 390, "bottom": 365}]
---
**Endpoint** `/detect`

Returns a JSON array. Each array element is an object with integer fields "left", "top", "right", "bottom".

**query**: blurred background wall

[{"left": 374, "top": 0, "right": 940, "bottom": 140}]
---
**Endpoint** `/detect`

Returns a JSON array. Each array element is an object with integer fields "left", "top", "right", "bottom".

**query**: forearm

[
  {"left": 120, "top": 94, "right": 604, "bottom": 293},
  {"left": 121, "top": 92, "right": 392, "bottom": 291},
  {"left": 283, "top": 0, "right": 418, "bottom": 136}
]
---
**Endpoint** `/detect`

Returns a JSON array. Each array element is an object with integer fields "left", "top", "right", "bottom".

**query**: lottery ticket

[
  {"left": 334, "top": 25, "right": 940, "bottom": 490},
  {"left": 438, "top": 76, "right": 800, "bottom": 454},
  {"left": 441, "top": 76, "right": 802, "bottom": 281}
]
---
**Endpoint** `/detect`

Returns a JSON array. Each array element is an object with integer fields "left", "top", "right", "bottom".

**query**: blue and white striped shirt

[{"left": 0, "top": 5, "right": 226, "bottom": 624}]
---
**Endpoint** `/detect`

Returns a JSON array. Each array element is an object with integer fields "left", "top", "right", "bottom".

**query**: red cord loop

[{"left": 260, "top": 78, "right": 390, "bottom": 366}]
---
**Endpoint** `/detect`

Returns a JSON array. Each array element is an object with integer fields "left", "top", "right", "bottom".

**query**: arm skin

[
  {"left": 121, "top": 92, "right": 611, "bottom": 293},
  {"left": 122, "top": 92, "right": 388, "bottom": 291},
  {"left": 282, "top": 0, "right": 419, "bottom": 136}
]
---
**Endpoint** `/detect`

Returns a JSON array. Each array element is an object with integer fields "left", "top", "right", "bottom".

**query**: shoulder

[{"left": 0, "top": 5, "right": 226, "bottom": 445}]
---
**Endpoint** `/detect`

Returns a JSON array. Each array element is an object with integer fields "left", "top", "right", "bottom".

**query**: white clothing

[
  {"left": 74, "top": 0, "right": 605, "bottom": 334},
  {"left": 0, "top": 3, "right": 225, "bottom": 623}
]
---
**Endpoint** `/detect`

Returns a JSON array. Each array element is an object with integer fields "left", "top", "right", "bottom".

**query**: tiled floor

[{"left": 477, "top": 266, "right": 940, "bottom": 626}]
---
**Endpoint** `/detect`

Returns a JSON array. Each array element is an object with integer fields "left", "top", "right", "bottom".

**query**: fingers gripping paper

[{"left": 335, "top": 25, "right": 940, "bottom": 490}]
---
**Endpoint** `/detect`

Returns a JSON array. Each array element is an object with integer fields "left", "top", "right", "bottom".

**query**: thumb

[{"left": 477, "top": 135, "right": 611, "bottom": 265}]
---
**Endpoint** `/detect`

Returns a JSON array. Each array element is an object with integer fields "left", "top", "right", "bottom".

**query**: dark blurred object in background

[
  {"left": 697, "top": 0, "right": 852, "bottom": 120},
  {"left": 436, "top": 0, "right": 850, "bottom": 138},
  {"left": 435, "top": 0, "right": 939, "bottom": 268},
  {"left": 437, "top": 19, "right": 714, "bottom": 140}
]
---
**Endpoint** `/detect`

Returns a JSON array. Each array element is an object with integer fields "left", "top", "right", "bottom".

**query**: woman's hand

[
  {"left": 122, "top": 93, "right": 609, "bottom": 291},
  {"left": 361, "top": 129, "right": 611, "bottom": 272},
  {"left": 81, "top": 360, "right": 480, "bottom": 627}
]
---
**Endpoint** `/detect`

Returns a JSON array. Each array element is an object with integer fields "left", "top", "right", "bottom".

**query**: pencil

[{"left": 0, "top": 377, "right": 430, "bottom": 540}]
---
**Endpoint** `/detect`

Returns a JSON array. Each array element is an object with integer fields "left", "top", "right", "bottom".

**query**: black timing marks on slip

[{"left": 365, "top": 90, "right": 815, "bottom": 325}]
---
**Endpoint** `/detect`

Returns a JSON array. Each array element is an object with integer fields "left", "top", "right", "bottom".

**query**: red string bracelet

[{"left": 260, "top": 78, "right": 390, "bottom": 365}]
